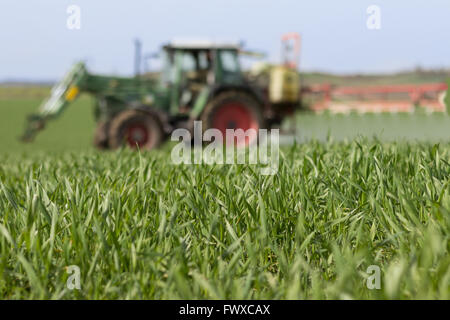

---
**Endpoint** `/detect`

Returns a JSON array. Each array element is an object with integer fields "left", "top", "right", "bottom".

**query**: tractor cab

[
  {"left": 161, "top": 41, "right": 244, "bottom": 85},
  {"left": 159, "top": 41, "right": 245, "bottom": 113}
]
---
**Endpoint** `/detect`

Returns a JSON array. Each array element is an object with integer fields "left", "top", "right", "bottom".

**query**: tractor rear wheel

[
  {"left": 108, "top": 109, "right": 164, "bottom": 150},
  {"left": 201, "top": 91, "right": 264, "bottom": 146}
]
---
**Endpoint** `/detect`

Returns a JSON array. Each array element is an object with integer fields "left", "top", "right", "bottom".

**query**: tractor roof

[{"left": 164, "top": 39, "right": 241, "bottom": 51}]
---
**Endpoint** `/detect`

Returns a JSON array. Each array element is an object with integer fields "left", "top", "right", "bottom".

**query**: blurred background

[{"left": 0, "top": 0, "right": 449, "bottom": 154}]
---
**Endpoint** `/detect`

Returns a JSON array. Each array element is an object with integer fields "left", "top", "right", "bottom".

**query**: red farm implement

[{"left": 302, "top": 82, "right": 449, "bottom": 113}]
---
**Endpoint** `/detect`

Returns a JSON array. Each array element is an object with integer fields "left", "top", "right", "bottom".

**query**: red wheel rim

[
  {"left": 125, "top": 123, "right": 150, "bottom": 148},
  {"left": 212, "top": 102, "right": 259, "bottom": 146}
]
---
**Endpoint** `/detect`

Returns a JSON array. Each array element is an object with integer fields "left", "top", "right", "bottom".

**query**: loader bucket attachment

[
  {"left": 20, "top": 62, "right": 87, "bottom": 142},
  {"left": 20, "top": 115, "right": 46, "bottom": 142}
]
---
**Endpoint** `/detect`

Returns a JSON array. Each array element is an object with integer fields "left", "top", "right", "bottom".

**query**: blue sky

[{"left": 1, "top": 0, "right": 450, "bottom": 80}]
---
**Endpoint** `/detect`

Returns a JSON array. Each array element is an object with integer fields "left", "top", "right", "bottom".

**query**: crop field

[{"left": 0, "top": 91, "right": 449, "bottom": 299}]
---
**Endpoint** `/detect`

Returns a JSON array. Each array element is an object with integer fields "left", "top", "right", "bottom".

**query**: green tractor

[{"left": 22, "top": 41, "right": 299, "bottom": 149}]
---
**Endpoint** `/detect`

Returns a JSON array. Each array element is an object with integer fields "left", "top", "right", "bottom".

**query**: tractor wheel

[
  {"left": 201, "top": 91, "right": 264, "bottom": 146},
  {"left": 93, "top": 121, "right": 110, "bottom": 149},
  {"left": 108, "top": 109, "right": 164, "bottom": 150}
]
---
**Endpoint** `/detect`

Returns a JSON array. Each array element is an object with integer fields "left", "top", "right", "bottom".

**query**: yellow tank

[{"left": 269, "top": 66, "right": 300, "bottom": 104}]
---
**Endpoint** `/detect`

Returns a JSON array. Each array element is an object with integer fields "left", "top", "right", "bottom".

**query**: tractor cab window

[
  {"left": 198, "top": 51, "right": 214, "bottom": 71},
  {"left": 161, "top": 51, "right": 176, "bottom": 84},
  {"left": 220, "top": 50, "right": 239, "bottom": 73},
  {"left": 181, "top": 53, "right": 196, "bottom": 72},
  {"left": 178, "top": 50, "right": 212, "bottom": 108},
  {"left": 198, "top": 51, "right": 210, "bottom": 70},
  {"left": 180, "top": 51, "right": 212, "bottom": 85},
  {"left": 217, "top": 49, "right": 242, "bottom": 84}
]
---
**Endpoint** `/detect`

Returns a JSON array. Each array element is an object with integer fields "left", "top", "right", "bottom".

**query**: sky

[{"left": 1, "top": 0, "right": 450, "bottom": 80}]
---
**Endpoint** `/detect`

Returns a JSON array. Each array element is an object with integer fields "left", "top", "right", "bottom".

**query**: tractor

[{"left": 21, "top": 39, "right": 301, "bottom": 150}]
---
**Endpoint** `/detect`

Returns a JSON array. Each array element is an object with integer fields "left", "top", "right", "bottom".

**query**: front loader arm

[{"left": 21, "top": 62, "right": 88, "bottom": 142}]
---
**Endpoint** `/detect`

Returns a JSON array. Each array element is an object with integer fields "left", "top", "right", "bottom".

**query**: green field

[{"left": 0, "top": 91, "right": 449, "bottom": 299}]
